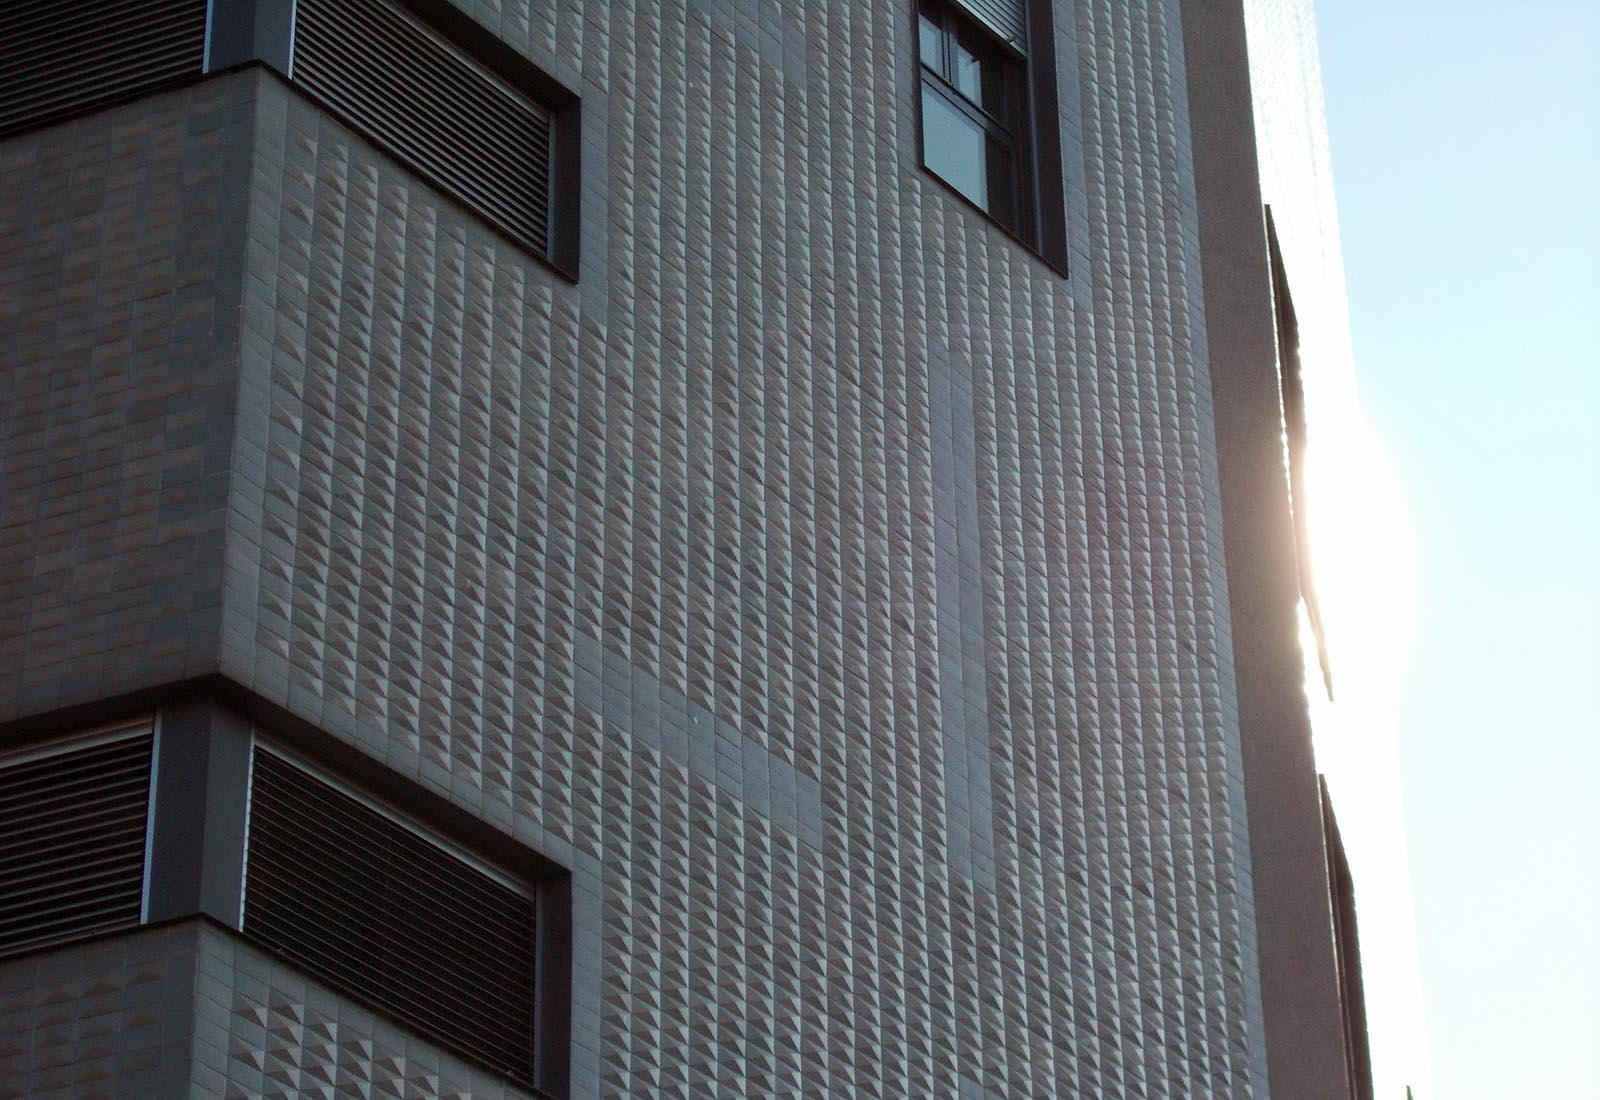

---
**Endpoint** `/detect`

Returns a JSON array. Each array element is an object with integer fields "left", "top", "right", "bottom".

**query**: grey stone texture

[{"left": 0, "top": 0, "right": 1333, "bottom": 1097}]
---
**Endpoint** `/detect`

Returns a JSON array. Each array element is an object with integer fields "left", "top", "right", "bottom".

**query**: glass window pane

[
  {"left": 953, "top": 30, "right": 1006, "bottom": 114},
  {"left": 923, "top": 84, "right": 994, "bottom": 211},
  {"left": 919, "top": 14, "right": 943, "bottom": 70}
]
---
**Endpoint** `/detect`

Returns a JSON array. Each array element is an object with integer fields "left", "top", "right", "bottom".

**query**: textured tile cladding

[
  {"left": 212, "top": 0, "right": 1258, "bottom": 1095},
  {"left": 0, "top": 3, "right": 1261, "bottom": 1100},
  {"left": 0, "top": 922, "right": 538, "bottom": 1100},
  {"left": 0, "top": 77, "right": 256, "bottom": 720},
  {"left": 0, "top": 925, "right": 198, "bottom": 1100}
]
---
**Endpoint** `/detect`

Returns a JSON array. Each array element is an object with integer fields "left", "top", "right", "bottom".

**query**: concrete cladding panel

[{"left": 0, "top": 76, "right": 258, "bottom": 720}]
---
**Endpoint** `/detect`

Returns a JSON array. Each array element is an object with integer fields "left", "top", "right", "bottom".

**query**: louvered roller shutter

[
  {"left": 0, "top": 0, "right": 207, "bottom": 139},
  {"left": 0, "top": 730, "right": 154, "bottom": 957},
  {"left": 243, "top": 750, "right": 538, "bottom": 1087},
  {"left": 291, "top": 0, "right": 554, "bottom": 259},
  {"left": 958, "top": 0, "right": 1029, "bottom": 49}
]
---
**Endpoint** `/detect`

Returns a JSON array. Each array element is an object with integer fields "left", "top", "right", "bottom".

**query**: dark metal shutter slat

[
  {"left": 0, "top": 736, "right": 153, "bottom": 783},
  {"left": 244, "top": 787, "right": 535, "bottom": 963},
  {"left": 243, "top": 751, "right": 537, "bottom": 1087},
  {"left": 0, "top": 909, "right": 143, "bottom": 954},
  {"left": 0, "top": 860, "right": 148, "bottom": 912},
  {"left": 0, "top": 8, "right": 204, "bottom": 74},
  {"left": 0, "top": 0, "right": 206, "bottom": 139},
  {"left": 248, "top": 765, "right": 534, "bottom": 923},
  {"left": 243, "top": 835, "right": 536, "bottom": 988},
  {"left": 291, "top": 57, "right": 548, "bottom": 244},
  {"left": 290, "top": 0, "right": 553, "bottom": 258},
  {"left": 243, "top": 867, "right": 533, "bottom": 1027},
  {"left": 0, "top": 733, "right": 152, "bottom": 958},
  {"left": 2, "top": 800, "right": 149, "bottom": 847},
  {"left": 244, "top": 761, "right": 537, "bottom": 1020},
  {"left": 0, "top": 778, "right": 151, "bottom": 822},
  {"left": 5, "top": 843, "right": 149, "bottom": 895},
  {"left": 955, "top": 0, "right": 1028, "bottom": 49}
]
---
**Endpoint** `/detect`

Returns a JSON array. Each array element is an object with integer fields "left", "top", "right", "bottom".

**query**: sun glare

[{"left": 1297, "top": 393, "right": 1435, "bottom": 1100}]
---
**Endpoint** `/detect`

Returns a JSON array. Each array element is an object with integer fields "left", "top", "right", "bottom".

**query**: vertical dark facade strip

[
  {"left": 547, "top": 96, "right": 583, "bottom": 278},
  {"left": 204, "top": 0, "right": 298, "bottom": 75},
  {"left": 1323, "top": 779, "right": 1376, "bottom": 1100},
  {"left": 535, "top": 874, "right": 573, "bottom": 1100},
  {"left": 1024, "top": 0, "right": 1068, "bottom": 273},
  {"left": 145, "top": 703, "right": 252, "bottom": 928},
  {"left": 1177, "top": 1, "right": 1352, "bottom": 1098}
]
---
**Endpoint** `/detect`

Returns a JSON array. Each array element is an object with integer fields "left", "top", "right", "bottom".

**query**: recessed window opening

[
  {"left": 918, "top": 0, "right": 1031, "bottom": 237},
  {"left": 0, "top": 722, "right": 155, "bottom": 959},
  {"left": 242, "top": 744, "right": 540, "bottom": 1088}
]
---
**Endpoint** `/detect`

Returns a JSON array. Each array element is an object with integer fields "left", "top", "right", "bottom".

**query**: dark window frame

[
  {"left": 282, "top": 0, "right": 582, "bottom": 279},
  {"left": 0, "top": 700, "right": 571, "bottom": 1100},
  {"left": 917, "top": 0, "right": 1033, "bottom": 236},
  {"left": 913, "top": 0, "right": 1070, "bottom": 275}
]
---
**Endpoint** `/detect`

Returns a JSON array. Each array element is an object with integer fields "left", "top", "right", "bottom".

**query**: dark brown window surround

[
  {"left": 913, "top": 0, "right": 1070, "bottom": 275},
  {"left": 0, "top": 699, "right": 570, "bottom": 1099}
]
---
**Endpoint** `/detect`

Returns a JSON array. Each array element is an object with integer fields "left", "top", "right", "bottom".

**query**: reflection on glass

[
  {"left": 953, "top": 33, "right": 1004, "bottom": 112},
  {"left": 922, "top": 85, "right": 987, "bottom": 208},
  {"left": 920, "top": 14, "right": 942, "bottom": 66},
  {"left": 922, "top": 86, "right": 1017, "bottom": 228}
]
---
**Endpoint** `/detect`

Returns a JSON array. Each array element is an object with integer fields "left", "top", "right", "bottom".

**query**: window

[
  {"left": 918, "top": 1, "right": 1028, "bottom": 232},
  {"left": 0, "top": 708, "right": 567, "bottom": 1095},
  {"left": 0, "top": 724, "right": 155, "bottom": 958},
  {"left": 288, "top": 0, "right": 580, "bottom": 276},
  {"left": 0, "top": 0, "right": 207, "bottom": 139},
  {"left": 914, "top": 0, "right": 1069, "bottom": 271},
  {"left": 243, "top": 747, "right": 539, "bottom": 1087},
  {"left": 0, "top": 0, "right": 579, "bottom": 277}
]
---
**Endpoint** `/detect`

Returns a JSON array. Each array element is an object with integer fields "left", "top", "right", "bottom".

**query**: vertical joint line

[
  {"left": 236, "top": 734, "right": 258, "bottom": 930},
  {"left": 202, "top": 0, "right": 216, "bottom": 71},
  {"left": 139, "top": 716, "right": 163, "bottom": 925}
]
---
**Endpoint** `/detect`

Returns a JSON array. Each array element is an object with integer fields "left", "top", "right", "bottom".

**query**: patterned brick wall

[
  {"left": 0, "top": 77, "right": 256, "bottom": 721},
  {"left": 0, "top": 926, "right": 198, "bottom": 1100},
  {"left": 1, "top": 1, "right": 1272, "bottom": 1098}
]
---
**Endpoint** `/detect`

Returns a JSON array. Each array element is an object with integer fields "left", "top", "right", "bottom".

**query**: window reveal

[{"left": 918, "top": 0, "right": 1030, "bottom": 235}]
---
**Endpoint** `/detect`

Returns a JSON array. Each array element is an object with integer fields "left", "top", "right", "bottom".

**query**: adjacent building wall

[{"left": 1178, "top": 0, "right": 1354, "bottom": 1096}]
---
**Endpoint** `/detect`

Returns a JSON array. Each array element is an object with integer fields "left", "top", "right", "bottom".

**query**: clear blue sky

[{"left": 1315, "top": 2, "right": 1600, "bottom": 1098}]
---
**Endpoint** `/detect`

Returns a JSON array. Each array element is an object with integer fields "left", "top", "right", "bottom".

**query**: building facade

[{"left": 0, "top": 0, "right": 1366, "bottom": 1097}]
